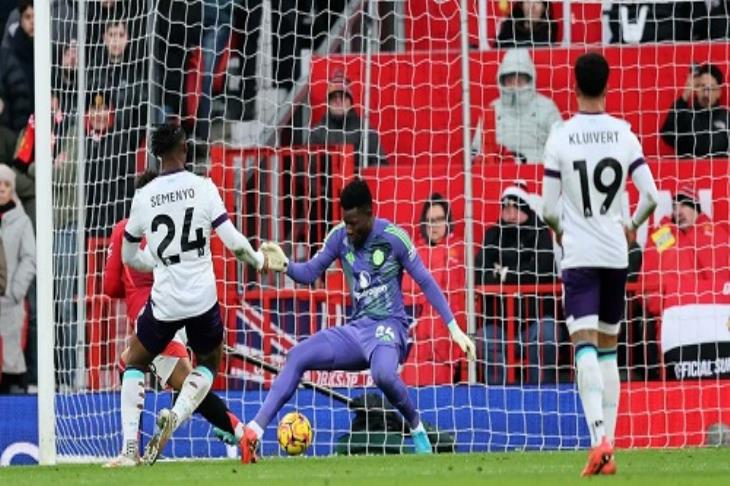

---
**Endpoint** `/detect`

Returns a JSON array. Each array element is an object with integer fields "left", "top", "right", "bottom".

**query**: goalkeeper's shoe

[
  {"left": 212, "top": 426, "right": 238, "bottom": 446},
  {"left": 239, "top": 426, "right": 259, "bottom": 464},
  {"left": 580, "top": 437, "right": 613, "bottom": 476},
  {"left": 412, "top": 429, "right": 433, "bottom": 454},
  {"left": 143, "top": 408, "right": 178, "bottom": 465}
]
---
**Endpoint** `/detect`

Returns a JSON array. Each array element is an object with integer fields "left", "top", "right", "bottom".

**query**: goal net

[{"left": 40, "top": 0, "right": 730, "bottom": 462}]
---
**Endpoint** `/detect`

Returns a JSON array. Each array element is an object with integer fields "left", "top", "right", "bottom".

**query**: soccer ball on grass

[{"left": 277, "top": 411, "right": 313, "bottom": 455}]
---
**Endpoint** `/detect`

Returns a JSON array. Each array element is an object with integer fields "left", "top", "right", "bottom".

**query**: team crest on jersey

[
  {"left": 358, "top": 271, "right": 372, "bottom": 289},
  {"left": 372, "top": 248, "right": 385, "bottom": 267}
]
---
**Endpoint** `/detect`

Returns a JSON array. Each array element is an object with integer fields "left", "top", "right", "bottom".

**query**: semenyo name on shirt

[{"left": 150, "top": 188, "right": 196, "bottom": 208}]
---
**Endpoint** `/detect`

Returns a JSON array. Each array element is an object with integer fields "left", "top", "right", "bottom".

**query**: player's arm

[
  {"left": 204, "top": 178, "right": 265, "bottom": 270},
  {"left": 214, "top": 218, "right": 266, "bottom": 270},
  {"left": 282, "top": 227, "right": 340, "bottom": 285},
  {"left": 626, "top": 158, "right": 659, "bottom": 236},
  {"left": 541, "top": 131, "right": 563, "bottom": 239},
  {"left": 121, "top": 198, "right": 156, "bottom": 272},
  {"left": 394, "top": 226, "right": 476, "bottom": 360}
]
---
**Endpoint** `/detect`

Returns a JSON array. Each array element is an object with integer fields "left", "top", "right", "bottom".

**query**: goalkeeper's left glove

[
  {"left": 447, "top": 320, "right": 476, "bottom": 361},
  {"left": 260, "top": 241, "right": 289, "bottom": 272}
]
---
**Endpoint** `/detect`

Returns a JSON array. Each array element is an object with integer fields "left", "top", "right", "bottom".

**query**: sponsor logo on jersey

[
  {"left": 345, "top": 251, "right": 355, "bottom": 265},
  {"left": 358, "top": 271, "right": 371, "bottom": 289}
]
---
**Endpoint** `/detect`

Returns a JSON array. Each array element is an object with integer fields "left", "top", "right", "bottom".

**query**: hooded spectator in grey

[{"left": 490, "top": 49, "right": 562, "bottom": 163}]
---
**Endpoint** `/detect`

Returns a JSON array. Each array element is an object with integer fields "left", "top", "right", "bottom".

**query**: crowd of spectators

[{"left": 0, "top": 1, "right": 729, "bottom": 392}]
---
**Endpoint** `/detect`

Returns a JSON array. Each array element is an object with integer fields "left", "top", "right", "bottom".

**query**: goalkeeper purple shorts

[
  {"left": 316, "top": 317, "right": 410, "bottom": 367},
  {"left": 136, "top": 300, "right": 224, "bottom": 356},
  {"left": 561, "top": 267, "right": 628, "bottom": 326}
]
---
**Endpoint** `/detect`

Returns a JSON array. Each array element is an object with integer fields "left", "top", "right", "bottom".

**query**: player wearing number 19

[
  {"left": 240, "top": 178, "right": 477, "bottom": 464},
  {"left": 121, "top": 123, "right": 269, "bottom": 465},
  {"left": 541, "top": 52, "right": 658, "bottom": 476}
]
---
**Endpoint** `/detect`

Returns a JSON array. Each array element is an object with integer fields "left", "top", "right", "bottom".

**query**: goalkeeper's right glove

[
  {"left": 260, "top": 241, "right": 289, "bottom": 273},
  {"left": 447, "top": 320, "right": 476, "bottom": 361}
]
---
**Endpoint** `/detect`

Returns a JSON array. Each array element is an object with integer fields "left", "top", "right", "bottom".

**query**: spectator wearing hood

[
  {"left": 661, "top": 63, "right": 730, "bottom": 158},
  {"left": 0, "top": 163, "right": 35, "bottom": 393},
  {"left": 495, "top": 0, "right": 558, "bottom": 48},
  {"left": 308, "top": 70, "right": 387, "bottom": 169},
  {"left": 489, "top": 49, "right": 562, "bottom": 164},
  {"left": 402, "top": 194, "right": 465, "bottom": 385},
  {"left": 475, "top": 182, "right": 559, "bottom": 384},
  {"left": 0, "top": 0, "right": 34, "bottom": 133}
]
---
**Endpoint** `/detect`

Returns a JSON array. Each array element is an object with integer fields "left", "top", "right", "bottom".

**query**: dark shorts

[
  {"left": 562, "top": 267, "right": 628, "bottom": 332},
  {"left": 136, "top": 301, "right": 224, "bottom": 356}
]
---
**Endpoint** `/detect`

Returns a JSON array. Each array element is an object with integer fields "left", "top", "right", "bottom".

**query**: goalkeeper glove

[
  {"left": 260, "top": 241, "right": 289, "bottom": 273},
  {"left": 447, "top": 320, "right": 476, "bottom": 361}
]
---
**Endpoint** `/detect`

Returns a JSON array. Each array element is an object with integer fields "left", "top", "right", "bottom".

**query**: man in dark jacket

[
  {"left": 475, "top": 182, "right": 559, "bottom": 384},
  {"left": 661, "top": 63, "right": 730, "bottom": 158},
  {"left": 0, "top": 0, "right": 33, "bottom": 133},
  {"left": 308, "top": 70, "right": 387, "bottom": 169}
]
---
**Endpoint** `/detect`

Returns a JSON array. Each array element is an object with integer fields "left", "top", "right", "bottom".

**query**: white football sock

[
  {"left": 171, "top": 366, "right": 214, "bottom": 427},
  {"left": 120, "top": 368, "right": 145, "bottom": 456},
  {"left": 575, "top": 343, "right": 606, "bottom": 447},
  {"left": 247, "top": 420, "right": 264, "bottom": 439},
  {"left": 599, "top": 346, "right": 620, "bottom": 444}
]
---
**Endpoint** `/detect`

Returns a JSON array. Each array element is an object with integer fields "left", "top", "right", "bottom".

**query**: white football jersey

[
  {"left": 125, "top": 170, "right": 228, "bottom": 320},
  {"left": 543, "top": 113, "right": 645, "bottom": 269}
]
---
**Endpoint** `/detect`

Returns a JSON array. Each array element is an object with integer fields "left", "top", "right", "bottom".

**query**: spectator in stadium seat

[
  {"left": 695, "top": 0, "right": 730, "bottom": 39},
  {"left": 0, "top": 0, "right": 33, "bottom": 133},
  {"left": 489, "top": 49, "right": 562, "bottom": 164},
  {"left": 475, "top": 182, "right": 558, "bottom": 384},
  {"left": 401, "top": 194, "right": 465, "bottom": 386},
  {"left": 83, "top": 91, "right": 138, "bottom": 238},
  {"left": 495, "top": 1, "right": 557, "bottom": 48},
  {"left": 0, "top": 163, "right": 35, "bottom": 394},
  {"left": 642, "top": 184, "right": 730, "bottom": 316},
  {"left": 308, "top": 70, "right": 387, "bottom": 169},
  {"left": 661, "top": 63, "right": 730, "bottom": 158},
  {"left": 605, "top": 1, "right": 696, "bottom": 43},
  {"left": 89, "top": 20, "right": 147, "bottom": 133}
]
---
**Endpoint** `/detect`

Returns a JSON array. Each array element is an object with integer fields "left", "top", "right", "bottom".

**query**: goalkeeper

[{"left": 241, "top": 178, "right": 476, "bottom": 463}]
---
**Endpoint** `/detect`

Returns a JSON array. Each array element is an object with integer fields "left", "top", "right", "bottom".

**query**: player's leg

[
  {"left": 363, "top": 319, "right": 432, "bottom": 454},
  {"left": 165, "top": 356, "right": 244, "bottom": 442},
  {"left": 596, "top": 267, "right": 628, "bottom": 446},
  {"left": 562, "top": 268, "right": 612, "bottom": 476},
  {"left": 595, "top": 268, "right": 628, "bottom": 475},
  {"left": 369, "top": 345, "right": 432, "bottom": 454},
  {"left": 241, "top": 326, "right": 368, "bottom": 463},
  {"left": 143, "top": 304, "right": 224, "bottom": 465},
  {"left": 107, "top": 302, "right": 175, "bottom": 467}
]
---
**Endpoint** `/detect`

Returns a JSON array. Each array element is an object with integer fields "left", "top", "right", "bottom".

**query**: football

[{"left": 277, "top": 411, "right": 314, "bottom": 455}]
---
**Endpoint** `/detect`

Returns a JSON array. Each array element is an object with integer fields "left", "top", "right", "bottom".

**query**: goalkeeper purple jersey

[{"left": 286, "top": 218, "right": 455, "bottom": 328}]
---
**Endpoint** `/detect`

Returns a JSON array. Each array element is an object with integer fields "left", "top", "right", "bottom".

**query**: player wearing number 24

[
  {"left": 120, "top": 124, "right": 271, "bottom": 466},
  {"left": 237, "top": 178, "right": 476, "bottom": 464}
]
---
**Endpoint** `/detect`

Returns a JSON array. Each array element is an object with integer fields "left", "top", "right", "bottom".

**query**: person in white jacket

[
  {"left": 0, "top": 163, "right": 35, "bottom": 393},
  {"left": 490, "top": 48, "right": 562, "bottom": 163}
]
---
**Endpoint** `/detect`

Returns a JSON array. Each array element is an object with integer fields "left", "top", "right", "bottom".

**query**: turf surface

[{"left": 0, "top": 448, "right": 727, "bottom": 485}]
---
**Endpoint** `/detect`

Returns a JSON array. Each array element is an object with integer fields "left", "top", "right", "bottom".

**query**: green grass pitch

[{"left": 0, "top": 449, "right": 727, "bottom": 485}]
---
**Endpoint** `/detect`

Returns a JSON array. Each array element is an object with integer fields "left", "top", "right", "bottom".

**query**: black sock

[{"left": 196, "top": 391, "right": 235, "bottom": 434}]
